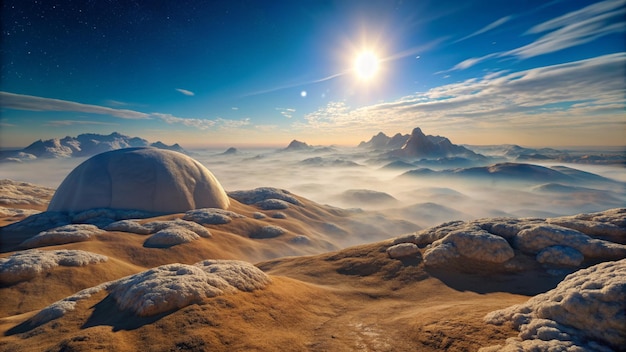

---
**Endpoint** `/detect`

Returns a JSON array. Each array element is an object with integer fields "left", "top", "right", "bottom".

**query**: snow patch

[
  {"left": 228, "top": 187, "right": 302, "bottom": 207},
  {"left": 183, "top": 208, "right": 245, "bottom": 225},
  {"left": 144, "top": 227, "right": 200, "bottom": 248},
  {"left": 250, "top": 225, "right": 287, "bottom": 239},
  {"left": 482, "top": 259, "right": 626, "bottom": 351},
  {"left": 20, "top": 224, "right": 103, "bottom": 249},
  {"left": 0, "top": 249, "right": 108, "bottom": 285},
  {"left": 109, "top": 260, "right": 270, "bottom": 316}
]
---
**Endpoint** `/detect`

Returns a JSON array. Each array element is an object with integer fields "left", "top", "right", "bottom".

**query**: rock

[
  {"left": 483, "top": 259, "right": 626, "bottom": 351},
  {"left": 387, "top": 243, "right": 420, "bottom": 259},
  {"left": 20, "top": 224, "right": 103, "bottom": 249},
  {"left": 0, "top": 249, "right": 108, "bottom": 285},
  {"left": 536, "top": 246, "right": 584, "bottom": 267},
  {"left": 143, "top": 227, "right": 200, "bottom": 248}
]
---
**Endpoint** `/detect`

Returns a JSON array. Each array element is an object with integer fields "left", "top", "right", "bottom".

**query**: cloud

[
  {"left": 454, "top": 16, "right": 512, "bottom": 43},
  {"left": 0, "top": 91, "right": 150, "bottom": 119},
  {"left": 43, "top": 120, "right": 119, "bottom": 127},
  {"left": 152, "top": 113, "right": 250, "bottom": 130},
  {"left": 175, "top": 88, "right": 195, "bottom": 96},
  {"left": 151, "top": 113, "right": 216, "bottom": 130},
  {"left": 276, "top": 107, "right": 296, "bottom": 119},
  {"left": 1, "top": 91, "right": 250, "bottom": 131},
  {"left": 507, "top": 0, "right": 626, "bottom": 59},
  {"left": 299, "top": 53, "right": 626, "bottom": 135},
  {"left": 448, "top": 0, "right": 626, "bottom": 70},
  {"left": 0, "top": 122, "right": 16, "bottom": 127}
]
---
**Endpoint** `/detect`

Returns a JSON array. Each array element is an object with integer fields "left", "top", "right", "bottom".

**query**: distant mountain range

[
  {"left": 360, "top": 127, "right": 624, "bottom": 165},
  {"left": 360, "top": 127, "right": 486, "bottom": 161},
  {"left": 400, "top": 162, "right": 621, "bottom": 186},
  {"left": 1, "top": 132, "right": 187, "bottom": 162}
]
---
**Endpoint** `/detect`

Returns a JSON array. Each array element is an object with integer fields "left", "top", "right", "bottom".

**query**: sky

[{"left": 1, "top": 0, "right": 625, "bottom": 148}]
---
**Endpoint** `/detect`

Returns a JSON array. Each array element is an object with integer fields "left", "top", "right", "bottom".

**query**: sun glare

[{"left": 353, "top": 51, "right": 380, "bottom": 81}]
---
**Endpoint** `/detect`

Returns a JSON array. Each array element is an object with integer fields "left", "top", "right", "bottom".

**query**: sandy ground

[{"left": 0, "top": 182, "right": 615, "bottom": 351}]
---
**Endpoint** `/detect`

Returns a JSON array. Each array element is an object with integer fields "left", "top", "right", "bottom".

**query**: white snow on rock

[
  {"left": 387, "top": 243, "right": 420, "bottom": 259},
  {"left": 183, "top": 208, "right": 245, "bottom": 225},
  {"left": 47, "top": 148, "right": 229, "bottom": 213},
  {"left": 392, "top": 208, "right": 626, "bottom": 271},
  {"left": 109, "top": 260, "right": 270, "bottom": 316},
  {"left": 272, "top": 212, "right": 287, "bottom": 219},
  {"left": 29, "top": 283, "right": 109, "bottom": 326},
  {"left": 255, "top": 199, "right": 290, "bottom": 210},
  {"left": 516, "top": 224, "right": 626, "bottom": 259},
  {"left": 0, "top": 179, "right": 55, "bottom": 207},
  {"left": 20, "top": 224, "right": 103, "bottom": 249},
  {"left": 482, "top": 259, "right": 626, "bottom": 352},
  {"left": 0, "top": 249, "right": 108, "bottom": 285},
  {"left": 250, "top": 225, "right": 287, "bottom": 239},
  {"left": 104, "top": 219, "right": 152, "bottom": 234},
  {"left": 543, "top": 208, "right": 626, "bottom": 245},
  {"left": 144, "top": 219, "right": 212, "bottom": 238},
  {"left": 194, "top": 260, "right": 271, "bottom": 291},
  {"left": 228, "top": 187, "right": 302, "bottom": 207},
  {"left": 536, "top": 246, "right": 584, "bottom": 267},
  {"left": 143, "top": 227, "right": 200, "bottom": 248},
  {"left": 422, "top": 226, "right": 515, "bottom": 266}
]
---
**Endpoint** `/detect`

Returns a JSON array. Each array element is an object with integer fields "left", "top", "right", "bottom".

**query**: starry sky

[{"left": 1, "top": 0, "right": 625, "bottom": 148}]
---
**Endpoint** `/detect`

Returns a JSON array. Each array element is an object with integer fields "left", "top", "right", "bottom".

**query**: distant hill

[
  {"left": 279, "top": 140, "right": 335, "bottom": 153},
  {"left": 467, "top": 144, "right": 626, "bottom": 165},
  {"left": 1, "top": 132, "right": 187, "bottom": 162},
  {"left": 400, "top": 162, "right": 620, "bottom": 185}
]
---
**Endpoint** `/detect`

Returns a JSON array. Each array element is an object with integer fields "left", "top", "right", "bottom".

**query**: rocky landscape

[{"left": 0, "top": 145, "right": 624, "bottom": 351}]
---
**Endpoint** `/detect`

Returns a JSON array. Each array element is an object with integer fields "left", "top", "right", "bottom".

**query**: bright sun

[{"left": 353, "top": 51, "right": 380, "bottom": 81}]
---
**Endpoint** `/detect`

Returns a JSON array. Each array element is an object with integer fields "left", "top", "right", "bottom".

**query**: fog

[{"left": 5, "top": 146, "right": 623, "bottom": 230}]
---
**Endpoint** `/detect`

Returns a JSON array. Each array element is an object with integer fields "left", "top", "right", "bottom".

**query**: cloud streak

[
  {"left": 44, "top": 120, "right": 119, "bottom": 127},
  {"left": 454, "top": 16, "right": 512, "bottom": 43},
  {"left": 0, "top": 91, "right": 150, "bottom": 119},
  {"left": 175, "top": 88, "right": 195, "bottom": 96},
  {"left": 449, "top": 0, "right": 626, "bottom": 71},
  {"left": 1, "top": 91, "right": 249, "bottom": 131}
]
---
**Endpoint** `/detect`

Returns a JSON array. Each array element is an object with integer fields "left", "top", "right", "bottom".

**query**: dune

[{"left": 1, "top": 151, "right": 624, "bottom": 351}]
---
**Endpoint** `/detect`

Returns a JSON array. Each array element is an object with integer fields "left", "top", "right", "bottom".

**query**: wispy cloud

[
  {"left": 454, "top": 16, "right": 512, "bottom": 43},
  {"left": 276, "top": 107, "right": 296, "bottom": 119},
  {"left": 300, "top": 53, "right": 625, "bottom": 135},
  {"left": 448, "top": 0, "right": 626, "bottom": 71},
  {"left": 0, "top": 122, "right": 16, "bottom": 127},
  {"left": 1, "top": 91, "right": 250, "bottom": 131},
  {"left": 43, "top": 120, "right": 119, "bottom": 127},
  {"left": 0, "top": 91, "right": 150, "bottom": 119},
  {"left": 175, "top": 88, "right": 195, "bottom": 96}
]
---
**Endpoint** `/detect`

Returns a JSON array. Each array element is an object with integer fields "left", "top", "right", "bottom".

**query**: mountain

[
  {"left": 2, "top": 132, "right": 188, "bottom": 162},
  {"left": 279, "top": 140, "right": 336, "bottom": 153},
  {"left": 388, "top": 127, "right": 483, "bottom": 160},
  {"left": 358, "top": 132, "right": 410, "bottom": 150}
]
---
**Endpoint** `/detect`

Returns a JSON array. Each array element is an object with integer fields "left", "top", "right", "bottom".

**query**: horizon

[
  {"left": 2, "top": 129, "right": 626, "bottom": 151},
  {"left": 1, "top": 0, "right": 625, "bottom": 148}
]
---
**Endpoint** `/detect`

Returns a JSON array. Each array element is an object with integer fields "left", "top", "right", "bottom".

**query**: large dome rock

[{"left": 47, "top": 148, "right": 229, "bottom": 213}]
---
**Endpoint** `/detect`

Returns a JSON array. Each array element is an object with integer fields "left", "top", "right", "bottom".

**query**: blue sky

[{"left": 1, "top": 0, "right": 624, "bottom": 148}]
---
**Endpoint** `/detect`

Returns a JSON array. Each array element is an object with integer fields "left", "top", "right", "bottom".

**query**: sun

[{"left": 353, "top": 50, "right": 380, "bottom": 81}]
